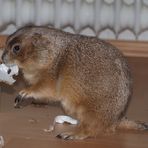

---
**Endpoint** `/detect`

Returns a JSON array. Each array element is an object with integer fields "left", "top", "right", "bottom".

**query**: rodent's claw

[
  {"left": 14, "top": 95, "right": 22, "bottom": 108},
  {"left": 56, "top": 132, "right": 88, "bottom": 140},
  {"left": 14, "top": 92, "right": 34, "bottom": 108},
  {"left": 56, "top": 132, "right": 73, "bottom": 140}
]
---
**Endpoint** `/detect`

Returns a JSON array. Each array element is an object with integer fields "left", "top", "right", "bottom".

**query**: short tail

[{"left": 117, "top": 117, "right": 148, "bottom": 131}]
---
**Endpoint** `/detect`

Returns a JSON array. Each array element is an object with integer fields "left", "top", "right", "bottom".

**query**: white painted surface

[{"left": 0, "top": 0, "right": 148, "bottom": 40}]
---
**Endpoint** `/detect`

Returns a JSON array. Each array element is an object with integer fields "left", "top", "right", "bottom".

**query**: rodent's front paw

[{"left": 14, "top": 91, "right": 34, "bottom": 108}]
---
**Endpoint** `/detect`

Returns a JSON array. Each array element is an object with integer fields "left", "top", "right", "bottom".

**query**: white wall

[{"left": 0, "top": 0, "right": 148, "bottom": 40}]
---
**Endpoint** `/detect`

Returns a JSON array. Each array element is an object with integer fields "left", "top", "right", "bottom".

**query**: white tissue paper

[
  {"left": 0, "top": 63, "right": 19, "bottom": 85},
  {"left": 55, "top": 115, "right": 78, "bottom": 124},
  {"left": 0, "top": 136, "right": 4, "bottom": 148},
  {"left": 44, "top": 115, "right": 78, "bottom": 133}
]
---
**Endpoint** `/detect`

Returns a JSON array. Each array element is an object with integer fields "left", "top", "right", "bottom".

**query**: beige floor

[{"left": 0, "top": 57, "right": 148, "bottom": 148}]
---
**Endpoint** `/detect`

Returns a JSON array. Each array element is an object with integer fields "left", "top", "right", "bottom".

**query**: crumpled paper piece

[
  {"left": 44, "top": 115, "right": 78, "bottom": 132},
  {"left": 0, "top": 136, "right": 4, "bottom": 148},
  {"left": 0, "top": 63, "right": 19, "bottom": 85}
]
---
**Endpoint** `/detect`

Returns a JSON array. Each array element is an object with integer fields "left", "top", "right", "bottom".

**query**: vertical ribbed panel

[{"left": 0, "top": 0, "right": 148, "bottom": 40}]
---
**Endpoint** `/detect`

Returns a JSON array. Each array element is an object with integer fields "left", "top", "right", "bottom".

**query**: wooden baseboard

[
  {"left": 109, "top": 40, "right": 148, "bottom": 57},
  {"left": 0, "top": 35, "right": 148, "bottom": 57}
]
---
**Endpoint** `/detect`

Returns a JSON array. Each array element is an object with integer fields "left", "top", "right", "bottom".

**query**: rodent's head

[{"left": 2, "top": 27, "right": 54, "bottom": 71}]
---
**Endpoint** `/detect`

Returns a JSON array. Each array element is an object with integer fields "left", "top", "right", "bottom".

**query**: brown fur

[{"left": 2, "top": 26, "right": 148, "bottom": 140}]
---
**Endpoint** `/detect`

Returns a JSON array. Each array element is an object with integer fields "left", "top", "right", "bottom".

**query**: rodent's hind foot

[
  {"left": 56, "top": 131, "right": 92, "bottom": 140},
  {"left": 14, "top": 90, "right": 34, "bottom": 108}
]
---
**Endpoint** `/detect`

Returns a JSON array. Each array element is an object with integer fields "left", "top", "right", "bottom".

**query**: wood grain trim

[
  {"left": 109, "top": 40, "right": 148, "bottom": 57},
  {"left": 0, "top": 35, "right": 148, "bottom": 57}
]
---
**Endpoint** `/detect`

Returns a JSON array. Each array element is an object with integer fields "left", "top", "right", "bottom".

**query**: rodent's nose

[
  {"left": 0, "top": 49, "right": 3, "bottom": 64},
  {"left": 1, "top": 54, "right": 5, "bottom": 63},
  {"left": 1, "top": 52, "right": 6, "bottom": 63}
]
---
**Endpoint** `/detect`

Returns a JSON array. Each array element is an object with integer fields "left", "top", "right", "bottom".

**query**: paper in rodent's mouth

[{"left": 0, "top": 63, "right": 19, "bottom": 85}]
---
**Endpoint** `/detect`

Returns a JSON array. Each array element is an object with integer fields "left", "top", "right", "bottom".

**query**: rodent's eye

[{"left": 12, "top": 45, "right": 20, "bottom": 54}]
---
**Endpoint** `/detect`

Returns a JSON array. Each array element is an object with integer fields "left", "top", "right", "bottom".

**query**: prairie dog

[{"left": 2, "top": 26, "right": 148, "bottom": 140}]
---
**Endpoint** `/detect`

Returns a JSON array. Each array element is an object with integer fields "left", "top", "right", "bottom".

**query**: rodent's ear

[
  {"left": 32, "top": 33, "right": 42, "bottom": 42},
  {"left": 32, "top": 33, "right": 50, "bottom": 48}
]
